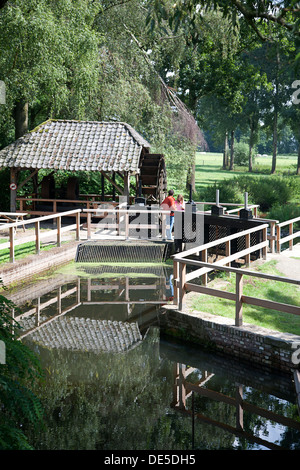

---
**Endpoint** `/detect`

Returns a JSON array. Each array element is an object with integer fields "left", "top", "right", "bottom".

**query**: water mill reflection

[{"left": 7, "top": 265, "right": 300, "bottom": 450}]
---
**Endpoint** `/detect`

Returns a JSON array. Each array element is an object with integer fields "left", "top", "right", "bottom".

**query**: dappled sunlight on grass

[{"left": 191, "top": 260, "right": 300, "bottom": 335}]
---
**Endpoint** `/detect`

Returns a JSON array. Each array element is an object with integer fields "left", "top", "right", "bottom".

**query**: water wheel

[{"left": 138, "top": 154, "right": 167, "bottom": 205}]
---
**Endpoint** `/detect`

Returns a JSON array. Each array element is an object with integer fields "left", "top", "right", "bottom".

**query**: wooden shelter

[{"left": 0, "top": 119, "right": 167, "bottom": 213}]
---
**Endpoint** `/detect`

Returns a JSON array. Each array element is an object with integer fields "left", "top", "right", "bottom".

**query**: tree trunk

[
  {"left": 271, "top": 109, "right": 278, "bottom": 174},
  {"left": 229, "top": 130, "right": 235, "bottom": 170},
  {"left": 271, "top": 47, "right": 280, "bottom": 175},
  {"left": 297, "top": 142, "right": 300, "bottom": 175},
  {"left": 249, "top": 119, "right": 255, "bottom": 172},
  {"left": 14, "top": 100, "right": 28, "bottom": 139},
  {"left": 223, "top": 132, "right": 229, "bottom": 169}
]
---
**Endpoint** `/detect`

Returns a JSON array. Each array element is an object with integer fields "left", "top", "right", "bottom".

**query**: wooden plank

[
  {"left": 280, "top": 230, "right": 300, "bottom": 244},
  {"left": 174, "top": 223, "right": 269, "bottom": 260},
  {"left": 235, "top": 273, "right": 243, "bottom": 326},
  {"left": 185, "top": 240, "right": 269, "bottom": 282},
  {"left": 277, "top": 215, "right": 300, "bottom": 227},
  {"left": 185, "top": 282, "right": 236, "bottom": 301},
  {"left": 178, "top": 262, "right": 186, "bottom": 311},
  {"left": 242, "top": 295, "right": 300, "bottom": 316},
  {"left": 181, "top": 259, "right": 300, "bottom": 285}
]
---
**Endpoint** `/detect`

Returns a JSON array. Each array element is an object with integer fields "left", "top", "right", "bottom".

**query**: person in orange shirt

[{"left": 161, "top": 189, "right": 176, "bottom": 240}]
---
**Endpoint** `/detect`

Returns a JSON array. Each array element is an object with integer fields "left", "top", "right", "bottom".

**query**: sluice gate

[{"left": 75, "top": 240, "right": 173, "bottom": 264}]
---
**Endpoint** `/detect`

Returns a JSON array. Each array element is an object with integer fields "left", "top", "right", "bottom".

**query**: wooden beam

[
  {"left": 10, "top": 168, "right": 18, "bottom": 212},
  {"left": 17, "top": 169, "right": 39, "bottom": 190},
  {"left": 101, "top": 171, "right": 123, "bottom": 194}
]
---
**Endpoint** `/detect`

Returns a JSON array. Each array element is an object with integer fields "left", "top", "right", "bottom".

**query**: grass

[
  {"left": 194, "top": 152, "right": 298, "bottom": 193},
  {"left": 0, "top": 240, "right": 67, "bottom": 264},
  {"left": 190, "top": 260, "right": 300, "bottom": 336}
]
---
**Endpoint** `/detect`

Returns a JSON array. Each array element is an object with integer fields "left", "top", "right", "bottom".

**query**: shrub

[
  {"left": 268, "top": 203, "right": 300, "bottom": 228},
  {"left": 198, "top": 180, "right": 244, "bottom": 204},
  {"left": 234, "top": 142, "right": 255, "bottom": 167}
]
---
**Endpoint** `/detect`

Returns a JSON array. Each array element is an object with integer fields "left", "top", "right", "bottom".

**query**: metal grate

[{"left": 75, "top": 240, "right": 172, "bottom": 263}]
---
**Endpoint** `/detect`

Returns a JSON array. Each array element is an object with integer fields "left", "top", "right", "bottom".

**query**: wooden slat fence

[
  {"left": 0, "top": 209, "right": 81, "bottom": 263},
  {"left": 173, "top": 223, "right": 300, "bottom": 326}
]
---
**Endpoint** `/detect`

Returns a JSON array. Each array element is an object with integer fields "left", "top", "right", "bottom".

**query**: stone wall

[
  {"left": 0, "top": 241, "right": 80, "bottom": 288},
  {"left": 160, "top": 305, "right": 300, "bottom": 372}
]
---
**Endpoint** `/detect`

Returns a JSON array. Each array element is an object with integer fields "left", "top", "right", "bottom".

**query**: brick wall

[{"left": 160, "top": 305, "right": 300, "bottom": 372}]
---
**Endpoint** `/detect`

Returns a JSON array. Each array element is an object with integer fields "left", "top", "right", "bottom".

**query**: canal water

[{"left": 10, "top": 262, "right": 300, "bottom": 451}]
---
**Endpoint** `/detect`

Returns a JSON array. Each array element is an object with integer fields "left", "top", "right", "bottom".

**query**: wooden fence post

[
  {"left": 87, "top": 212, "right": 91, "bottom": 239},
  {"left": 289, "top": 222, "right": 293, "bottom": 250},
  {"left": 245, "top": 233, "right": 250, "bottom": 266},
  {"left": 57, "top": 216, "right": 61, "bottom": 247},
  {"left": 35, "top": 221, "right": 40, "bottom": 254},
  {"left": 173, "top": 259, "right": 178, "bottom": 306},
  {"left": 162, "top": 213, "right": 166, "bottom": 241},
  {"left": 178, "top": 262, "right": 186, "bottom": 311},
  {"left": 201, "top": 249, "right": 208, "bottom": 286},
  {"left": 262, "top": 227, "right": 267, "bottom": 260},
  {"left": 235, "top": 272, "right": 243, "bottom": 326},
  {"left": 276, "top": 226, "right": 281, "bottom": 253},
  {"left": 9, "top": 226, "right": 15, "bottom": 263},
  {"left": 270, "top": 221, "right": 275, "bottom": 253},
  {"left": 76, "top": 212, "right": 81, "bottom": 241}
]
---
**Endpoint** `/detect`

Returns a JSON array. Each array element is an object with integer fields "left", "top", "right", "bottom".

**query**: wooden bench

[{"left": 0, "top": 212, "right": 27, "bottom": 232}]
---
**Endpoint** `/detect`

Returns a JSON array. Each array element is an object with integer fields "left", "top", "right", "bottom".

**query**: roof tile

[{"left": 0, "top": 120, "right": 151, "bottom": 174}]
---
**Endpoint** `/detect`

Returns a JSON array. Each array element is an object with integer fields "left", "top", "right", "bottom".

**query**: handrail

[
  {"left": 276, "top": 215, "right": 300, "bottom": 252},
  {"left": 0, "top": 209, "right": 81, "bottom": 263},
  {"left": 173, "top": 223, "right": 269, "bottom": 316},
  {"left": 0, "top": 209, "right": 81, "bottom": 229},
  {"left": 174, "top": 223, "right": 269, "bottom": 260},
  {"left": 173, "top": 255, "right": 300, "bottom": 326}
]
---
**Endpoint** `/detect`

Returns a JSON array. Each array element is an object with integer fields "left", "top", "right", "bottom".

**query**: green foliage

[
  {"left": 197, "top": 173, "right": 299, "bottom": 212},
  {"left": 0, "top": 285, "right": 44, "bottom": 449},
  {"left": 234, "top": 141, "right": 252, "bottom": 166},
  {"left": 234, "top": 175, "right": 298, "bottom": 211},
  {"left": 197, "top": 179, "right": 244, "bottom": 204},
  {"left": 268, "top": 203, "right": 300, "bottom": 227}
]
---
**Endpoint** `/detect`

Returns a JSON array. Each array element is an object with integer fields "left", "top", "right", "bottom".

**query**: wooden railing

[
  {"left": 276, "top": 215, "right": 300, "bottom": 253},
  {"left": 173, "top": 363, "right": 300, "bottom": 450},
  {"left": 83, "top": 207, "right": 172, "bottom": 240},
  {"left": 0, "top": 209, "right": 81, "bottom": 263},
  {"left": 172, "top": 223, "right": 300, "bottom": 324},
  {"left": 17, "top": 197, "right": 118, "bottom": 216}
]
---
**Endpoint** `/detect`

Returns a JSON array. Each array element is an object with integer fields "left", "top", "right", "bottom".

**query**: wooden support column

[
  {"left": 10, "top": 168, "right": 18, "bottom": 212},
  {"left": 9, "top": 226, "right": 15, "bottom": 263},
  {"left": 178, "top": 262, "right": 186, "bottom": 311},
  {"left": 235, "top": 272, "right": 243, "bottom": 326},
  {"left": 123, "top": 171, "right": 130, "bottom": 203},
  {"left": 101, "top": 173, "right": 105, "bottom": 201},
  {"left": 112, "top": 172, "right": 116, "bottom": 201}
]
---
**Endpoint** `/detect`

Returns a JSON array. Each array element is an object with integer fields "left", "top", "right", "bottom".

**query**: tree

[
  {"left": 0, "top": 0, "right": 102, "bottom": 142},
  {"left": 0, "top": 288, "right": 44, "bottom": 449}
]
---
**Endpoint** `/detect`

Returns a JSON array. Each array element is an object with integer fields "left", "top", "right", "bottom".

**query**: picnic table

[{"left": 0, "top": 212, "right": 27, "bottom": 232}]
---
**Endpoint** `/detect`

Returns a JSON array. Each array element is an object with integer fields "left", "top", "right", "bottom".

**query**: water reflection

[{"left": 7, "top": 265, "right": 300, "bottom": 450}]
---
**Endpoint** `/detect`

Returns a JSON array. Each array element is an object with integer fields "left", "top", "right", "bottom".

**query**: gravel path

[{"left": 267, "top": 243, "right": 300, "bottom": 280}]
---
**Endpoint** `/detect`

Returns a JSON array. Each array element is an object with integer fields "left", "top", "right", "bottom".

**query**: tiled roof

[
  {"left": 0, "top": 120, "right": 151, "bottom": 174},
  {"left": 19, "top": 316, "right": 143, "bottom": 353}
]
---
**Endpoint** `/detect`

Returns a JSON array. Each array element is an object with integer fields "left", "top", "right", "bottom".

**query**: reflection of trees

[
  {"left": 26, "top": 328, "right": 177, "bottom": 450},
  {"left": 172, "top": 367, "right": 300, "bottom": 450},
  {"left": 24, "top": 326, "right": 300, "bottom": 450}
]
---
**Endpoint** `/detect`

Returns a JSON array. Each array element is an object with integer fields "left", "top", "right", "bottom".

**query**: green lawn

[
  {"left": 194, "top": 152, "right": 298, "bottom": 193},
  {"left": 190, "top": 260, "right": 300, "bottom": 335}
]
